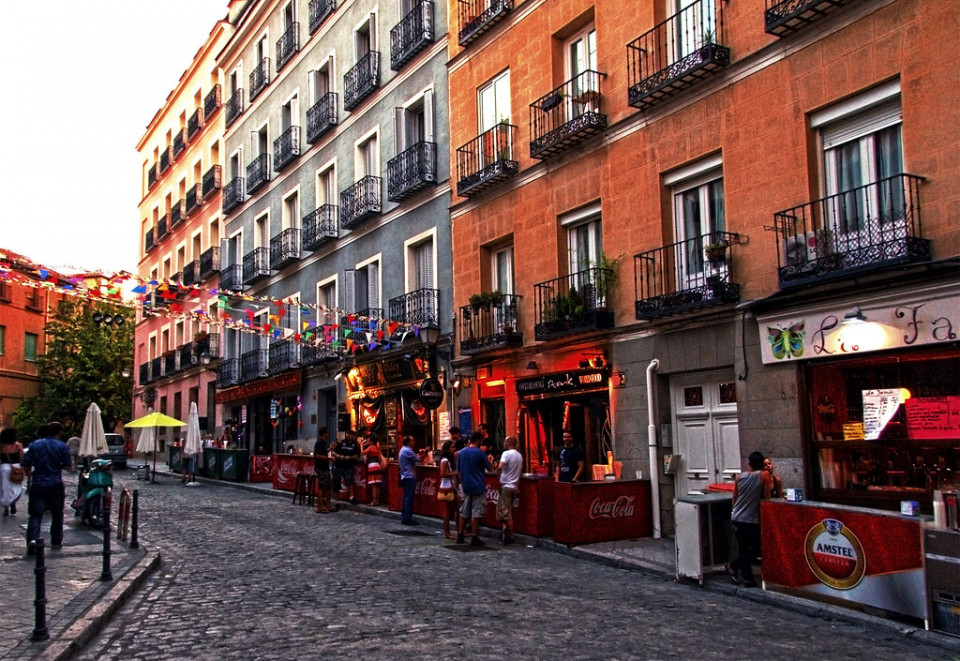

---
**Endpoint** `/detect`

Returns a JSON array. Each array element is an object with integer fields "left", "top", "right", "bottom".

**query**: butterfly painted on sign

[{"left": 768, "top": 322, "right": 806, "bottom": 359}]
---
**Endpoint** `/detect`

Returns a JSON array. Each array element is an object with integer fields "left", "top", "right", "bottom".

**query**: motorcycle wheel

[{"left": 85, "top": 495, "right": 108, "bottom": 529}]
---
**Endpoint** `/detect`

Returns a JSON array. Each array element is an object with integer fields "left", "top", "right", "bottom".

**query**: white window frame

[
  {"left": 315, "top": 158, "right": 337, "bottom": 206},
  {"left": 396, "top": 87, "right": 435, "bottom": 152},
  {"left": 254, "top": 210, "right": 271, "bottom": 249},
  {"left": 491, "top": 244, "right": 514, "bottom": 294},
  {"left": 317, "top": 275, "right": 339, "bottom": 325},
  {"left": 353, "top": 12, "right": 378, "bottom": 60},
  {"left": 354, "top": 126, "right": 381, "bottom": 180},
  {"left": 282, "top": 186, "right": 301, "bottom": 230},
  {"left": 403, "top": 227, "right": 437, "bottom": 292},
  {"left": 668, "top": 158, "right": 725, "bottom": 288},
  {"left": 280, "top": 90, "right": 301, "bottom": 131},
  {"left": 478, "top": 70, "right": 510, "bottom": 132},
  {"left": 310, "top": 54, "right": 336, "bottom": 103}
]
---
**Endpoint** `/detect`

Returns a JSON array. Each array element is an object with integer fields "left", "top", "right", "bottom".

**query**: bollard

[
  {"left": 129, "top": 489, "right": 140, "bottom": 549},
  {"left": 100, "top": 506, "right": 113, "bottom": 581},
  {"left": 30, "top": 539, "right": 49, "bottom": 641},
  {"left": 117, "top": 488, "right": 131, "bottom": 541}
]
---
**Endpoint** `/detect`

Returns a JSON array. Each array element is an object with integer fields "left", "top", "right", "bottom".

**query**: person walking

[
  {"left": 313, "top": 427, "right": 333, "bottom": 513},
  {"left": 437, "top": 440, "right": 459, "bottom": 539},
  {"left": 398, "top": 435, "right": 419, "bottom": 525},
  {"left": 496, "top": 436, "right": 522, "bottom": 546},
  {"left": 728, "top": 451, "right": 774, "bottom": 587},
  {"left": 22, "top": 422, "right": 73, "bottom": 554},
  {"left": 1, "top": 427, "right": 26, "bottom": 516},
  {"left": 457, "top": 431, "right": 492, "bottom": 546},
  {"left": 555, "top": 430, "right": 584, "bottom": 483}
]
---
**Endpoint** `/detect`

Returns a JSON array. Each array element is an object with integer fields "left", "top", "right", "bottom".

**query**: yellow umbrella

[{"left": 125, "top": 411, "right": 186, "bottom": 482}]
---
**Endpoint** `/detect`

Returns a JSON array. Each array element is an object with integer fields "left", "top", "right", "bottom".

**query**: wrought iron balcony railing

[
  {"left": 170, "top": 199, "right": 186, "bottom": 227},
  {"left": 144, "top": 228, "right": 155, "bottom": 253},
  {"left": 274, "top": 126, "right": 301, "bottom": 171},
  {"left": 247, "top": 153, "right": 272, "bottom": 194},
  {"left": 173, "top": 128, "right": 187, "bottom": 158},
  {"left": 269, "top": 340, "right": 302, "bottom": 374},
  {"left": 534, "top": 267, "right": 615, "bottom": 340},
  {"left": 634, "top": 231, "right": 741, "bottom": 320},
  {"left": 249, "top": 58, "right": 271, "bottom": 102},
  {"left": 156, "top": 215, "right": 168, "bottom": 239},
  {"left": 306, "top": 92, "right": 338, "bottom": 143},
  {"left": 240, "top": 349, "right": 269, "bottom": 382},
  {"left": 343, "top": 51, "right": 380, "bottom": 111},
  {"left": 387, "top": 141, "right": 437, "bottom": 202},
  {"left": 188, "top": 107, "right": 205, "bottom": 140},
  {"left": 456, "top": 122, "right": 519, "bottom": 198},
  {"left": 765, "top": 0, "right": 856, "bottom": 36},
  {"left": 302, "top": 205, "right": 339, "bottom": 250},
  {"left": 530, "top": 70, "right": 607, "bottom": 159},
  {"left": 223, "top": 176, "right": 245, "bottom": 214},
  {"left": 277, "top": 22, "right": 300, "bottom": 72},
  {"left": 340, "top": 176, "right": 382, "bottom": 230},
  {"left": 199, "top": 246, "right": 220, "bottom": 279},
  {"left": 151, "top": 356, "right": 162, "bottom": 380},
  {"left": 218, "top": 357, "right": 240, "bottom": 388},
  {"left": 163, "top": 350, "right": 178, "bottom": 376},
  {"left": 159, "top": 146, "right": 172, "bottom": 173},
  {"left": 243, "top": 247, "right": 271, "bottom": 284},
  {"left": 225, "top": 88, "right": 244, "bottom": 127},
  {"left": 303, "top": 341, "right": 342, "bottom": 365},
  {"left": 389, "top": 288, "right": 439, "bottom": 327},
  {"left": 219, "top": 263, "right": 243, "bottom": 292},
  {"left": 270, "top": 228, "right": 301, "bottom": 270},
  {"left": 178, "top": 343, "right": 193, "bottom": 371},
  {"left": 627, "top": 0, "right": 729, "bottom": 111},
  {"left": 458, "top": 0, "right": 512, "bottom": 47},
  {"left": 459, "top": 293, "right": 522, "bottom": 354},
  {"left": 139, "top": 362, "right": 150, "bottom": 386},
  {"left": 147, "top": 163, "right": 159, "bottom": 189},
  {"left": 204, "top": 84, "right": 222, "bottom": 118},
  {"left": 391, "top": 0, "right": 434, "bottom": 71},
  {"left": 769, "top": 173, "right": 929, "bottom": 288},
  {"left": 309, "top": 0, "right": 337, "bottom": 34},
  {"left": 202, "top": 164, "right": 222, "bottom": 199},
  {"left": 185, "top": 184, "right": 200, "bottom": 216},
  {"left": 182, "top": 260, "right": 199, "bottom": 287},
  {"left": 194, "top": 332, "right": 221, "bottom": 362}
]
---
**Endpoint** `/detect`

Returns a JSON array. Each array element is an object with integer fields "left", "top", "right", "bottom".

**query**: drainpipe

[{"left": 646, "top": 359, "right": 661, "bottom": 539}]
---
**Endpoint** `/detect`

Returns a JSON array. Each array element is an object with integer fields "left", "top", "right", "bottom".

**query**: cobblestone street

[{"left": 65, "top": 473, "right": 949, "bottom": 661}]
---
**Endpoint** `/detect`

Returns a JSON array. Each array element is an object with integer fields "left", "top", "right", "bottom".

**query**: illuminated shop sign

[{"left": 516, "top": 369, "right": 608, "bottom": 396}]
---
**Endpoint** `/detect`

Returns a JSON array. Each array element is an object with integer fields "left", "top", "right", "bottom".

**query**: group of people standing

[{"left": 312, "top": 427, "right": 386, "bottom": 514}]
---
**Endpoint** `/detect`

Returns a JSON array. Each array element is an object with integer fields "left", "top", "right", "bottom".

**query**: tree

[{"left": 13, "top": 297, "right": 133, "bottom": 440}]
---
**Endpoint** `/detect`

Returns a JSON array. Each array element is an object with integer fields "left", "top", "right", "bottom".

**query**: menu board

[
  {"left": 862, "top": 389, "right": 906, "bottom": 441},
  {"left": 905, "top": 396, "right": 960, "bottom": 440}
]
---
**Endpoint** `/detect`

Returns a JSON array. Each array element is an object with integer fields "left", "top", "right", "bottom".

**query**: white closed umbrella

[
  {"left": 78, "top": 402, "right": 108, "bottom": 460},
  {"left": 183, "top": 402, "right": 202, "bottom": 485}
]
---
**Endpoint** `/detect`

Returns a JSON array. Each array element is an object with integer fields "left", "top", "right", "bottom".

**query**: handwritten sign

[
  {"left": 862, "top": 389, "right": 906, "bottom": 441},
  {"left": 906, "top": 396, "right": 960, "bottom": 440},
  {"left": 842, "top": 423, "right": 865, "bottom": 441}
]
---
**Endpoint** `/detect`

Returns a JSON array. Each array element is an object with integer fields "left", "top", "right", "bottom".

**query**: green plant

[
  {"left": 590, "top": 253, "right": 623, "bottom": 303},
  {"left": 704, "top": 241, "right": 729, "bottom": 264}
]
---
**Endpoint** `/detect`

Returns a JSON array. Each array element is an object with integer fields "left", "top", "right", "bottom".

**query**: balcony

[
  {"left": 391, "top": 0, "right": 434, "bottom": 71},
  {"left": 173, "top": 128, "right": 187, "bottom": 159},
  {"left": 194, "top": 332, "right": 221, "bottom": 362},
  {"left": 156, "top": 215, "right": 168, "bottom": 239},
  {"left": 182, "top": 260, "right": 199, "bottom": 287},
  {"left": 634, "top": 231, "right": 741, "bottom": 320},
  {"left": 163, "top": 351, "right": 178, "bottom": 377},
  {"left": 387, "top": 141, "right": 437, "bottom": 202},
  {"left": 178, "top": 343, "right": 193, "bottom": 370},
  {"left": 243, "top": 247, "right": 271, "bottom": 284},
  {"left": 306, "top": 92, "right": 338, "bottom": 143},
  {"left": 456, "top": 122, "right": 519, "bottom": 198},
  {"left": 534, "top": 268, "right": 615, "bottom": 341},
  {"left": 309, "top": 0, "right": 337, "bottom": 34},
  {"left": 302, "top": 205, "right": 339, "bottom": 250},
  {"left": 199, "top": 247, "right": 220, "bottom": 279},
  {"left": 770, "top": 174, "right": 929, "bottom": 288},
  {"left": 219, "top": 263, "right": 243, "bottom": 292},
  {"left": 225, "top": 88, "right": 244, "bottom": 127},
  {"left": 139, "top": 363, "right": 150, "bottom": 386},
  {"left": 204, "top": 84, "right": 222, "bottom": 118},
  {"left": 247, "top": 154, "right": 272, "bottom": 194},
  {"left": 274, "top": 126, "right": 301, "bottom": 171},
  {"left": 459, "top": 293, "right": 523, "bottom": 354},
  {"left": 218, "top": 358, "right": 240, "bottom": 388},
  {"left": 765, "top": 0, "right": 857, "bottom": 36},
  {"left": 530, "top": 70, "right": 607, "bottom": 159},
  {"left": 223, "top": 176, "right": 245, "bottom": 214},
  {"left": 340, "top": 176, "right": 382, "bottom": 230},
  {"left": 277, "top": 22, "right": 300, "bottom": 72},
  {"left": 144, "top": 228, "right": 155, "bottom": 253},
  {"left": 147, "top": 163, "right": 159, "bottom": 189},
  {"left": 249, "top": 58, "right": 271, "bottom": 102},
  {"left": 202, "top": 164, "right": 222, "bottom": 199},
  {"left": 170, "top": 199, "right": 186, "bottom": 227},
  {"left": 458, "top": 0, "right": 512, "bottom": 47},
  {"left": 188, "top": 107, "right": 205, "bottom": 140},
  {"left": 627, "top": 0, "right": 730, "bottom": 111},
  {"left": 185, "top": 184, "right": 200, "bottom": 216},
  {"left": 159, "top": 146, "right": 172, "bottom": 173},
  {"left": 240, "top": 349, "right": 269, "bottom": 382},
  {"left": 343, "top": 51, "right": 380, "bottom": 111},
  {"left": 151, "top": 356, "right": 162, "bottom": 380},
  {"left": 389, "top": 288, "right": 439, "bottom": 327},
  {"left": 269, "top": 340, "right": 301, "bottom": 374},
  {"left": 270, "top": 228, "right": 301, "bottom": 270}
]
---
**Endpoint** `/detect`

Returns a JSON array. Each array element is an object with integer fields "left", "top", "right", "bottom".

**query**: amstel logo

[{"left": 803, "top": 518, "right": 866, "bottom": 590}]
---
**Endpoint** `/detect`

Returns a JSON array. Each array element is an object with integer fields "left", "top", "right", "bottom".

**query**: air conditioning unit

[{"left": 783, "top": 230, "right": 824, "bottom": 267}]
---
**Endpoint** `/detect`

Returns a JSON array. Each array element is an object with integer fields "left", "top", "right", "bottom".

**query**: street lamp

[
  {"left": 419, "top": 321, "right": 441, "bottom": 376},
  {"left": 121, "top": 366, "right": 132, "bottom": 378}
]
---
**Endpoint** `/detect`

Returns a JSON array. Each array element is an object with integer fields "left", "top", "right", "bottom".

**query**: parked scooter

[{"left": 72, "top": 458, "right": 113, "bottom": 528}]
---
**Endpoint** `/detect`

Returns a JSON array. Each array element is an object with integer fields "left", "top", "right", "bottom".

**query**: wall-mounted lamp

[
  {"left": 121, "top": 366, "right": 132, "bottom": 379},
  {"left": 526, "top": 360, "right": 539, "bottom": 370},
  {"left": 833, "top": 306, "right": 891, "bottom": 354},
  {"left": 580, "top": 352, "right": 607, "bottom": 369},
  {"left": 841, "top": 307, "right": 867, "bottom": 325}
]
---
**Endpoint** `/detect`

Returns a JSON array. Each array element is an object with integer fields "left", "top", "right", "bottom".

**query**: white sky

[{"left": 0, "top": 0, "right": 229, "bottom": 276}]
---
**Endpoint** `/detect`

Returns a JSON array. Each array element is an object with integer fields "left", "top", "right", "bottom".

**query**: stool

[{"left": 293, "top": 473, "right": 317, "bottom": 506}]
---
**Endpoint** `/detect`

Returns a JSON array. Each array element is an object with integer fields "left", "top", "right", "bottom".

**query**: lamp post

[{"left": 419, "top": 321, "right": 441, "bottom": 375}]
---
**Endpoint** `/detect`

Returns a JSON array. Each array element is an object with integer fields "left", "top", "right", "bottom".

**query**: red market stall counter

[
  {"left": 760, "top": 499, "right": 926, "bottom": 621},
  {"left": 273, "top": 453, "right": 374, "bottom": 503},
  {"left": 552, "top": 480, "right": 652, "bottom": 546},
  {"left": 249, "top": 454, "right": 274, "bottom": 483}
]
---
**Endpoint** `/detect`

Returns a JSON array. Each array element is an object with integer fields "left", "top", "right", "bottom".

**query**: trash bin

[
  {"left": 136, "top": 464, "right": 151, "bottom": 481},
  {"left": 203, "top": 448, "right": 220, "bottom": 480},
  {"left": 219, "top": 449, "right": 249, "bottom": 482}
]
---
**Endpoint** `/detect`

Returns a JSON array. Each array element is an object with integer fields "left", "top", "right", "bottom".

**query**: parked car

[{"left": 99, "top": 433, "right": 128, "bottom": 468}]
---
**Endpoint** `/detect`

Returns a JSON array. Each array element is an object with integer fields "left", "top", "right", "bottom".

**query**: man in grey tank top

[{"left": 728, "top": 451, "right": 773, "bottom": 587}]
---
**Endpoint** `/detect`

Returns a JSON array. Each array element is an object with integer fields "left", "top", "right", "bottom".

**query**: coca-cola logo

[
  {"left": 588, "top": 495, "right": 636, "bottom": 520},
  {"left": 277, "top": 461, "right": 299, "bottom": 485},
  {"left": 417, "top": 477, "right": 437, "bottom": 497},
  {"left": 486, "top": 486, "right": 499, "bottom": 504}
]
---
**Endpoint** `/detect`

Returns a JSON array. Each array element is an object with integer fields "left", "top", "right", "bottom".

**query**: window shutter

[
  {"left": 369, "top": 13, "right": 377, "bottom": 51},
  {"left": 344, "top": 269, "right": 356, "bottom": 313},
  {"left": 821, "top": 100, "right": 902, "bottom": 149},
  {"left": 395, "top": 107, "right": 406, "bottom": 152},
  {"left": 367, "top": 262, "right": 380, "bottom": 309},
  {"left": 423, "top": 89, "right": 435, "bottom": 143}
]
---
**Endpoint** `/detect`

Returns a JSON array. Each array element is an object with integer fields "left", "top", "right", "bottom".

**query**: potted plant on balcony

[
  {"left": 704, "top": 241, "right": 729, "bottom": 266},
  {"left": 541, "top": 92, "right": 566, "bottom": 112}
]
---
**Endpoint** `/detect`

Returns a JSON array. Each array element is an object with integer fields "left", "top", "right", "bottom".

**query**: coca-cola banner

[
  {"left": 359, "top": 394, "right": 384, "bottom": 430},
  {"left": 401, "top": 391, "right": 430, "bottom": 426},
  {"left": 553, "top": 481, "right": 652, "bottom": 545},
  {"left": 273, "top": 454, "right": 315, "bottom": 491}
]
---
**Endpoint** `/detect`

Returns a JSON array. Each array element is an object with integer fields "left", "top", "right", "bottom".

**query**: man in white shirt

[{"left": 496, "top": 436, "right": 522, "bottom": 546}]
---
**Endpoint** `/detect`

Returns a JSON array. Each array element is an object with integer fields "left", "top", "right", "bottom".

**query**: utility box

[
  {"left": 924, "top": 527, "right": 960, "bottom": 637},
  {"left": 675, "top": 492, "right": 733, "bottom": 585}
]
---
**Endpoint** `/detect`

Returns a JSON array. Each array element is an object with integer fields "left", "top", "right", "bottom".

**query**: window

[
  {"left": 25, "top": 332, "right": 38, "bottom": 362},
  {"left": 355, "top": 14, "right": 377, "bottom": 60},
  {"left": 492, "top": 245, "right": 514, "bottom": 294},
  {"left": 672, "top": 0, "right": 718, "bottom": 60},
  {"left": 410, "top": 239, "right": 434, "bottom": 291},
  {"left": 282, "top": 1, "right": 296, "bottom": 29},
  {"left": 0, "top": 281, "right": 9, "bottom": 301},
  {"left": 254, "top": 124, "right": 269, "bottom": 158},
  {"left": 479, "top": 70, "right": 510, "bottom": 132},
  {"left": 561, "top": 204, "right": 604, "bottom": 276},
  {"left": 318, "top": 278, "right": 338, "bottom": 323},
  {"left": 256, "top": 213, "right": 270, "bottom": 249},
  {"left": 310, "top": 57, "right": 334, "bottom": 101},
  {"left": 229, "top": 148, "right": 243, "bottom": 179},
  {"left": 281, "top": 94, "right": 299, "bottom": 132},
  {"left": 24, "top": 287, "right": 40, "bottom": 309},
  {"left": 345, "top": 258, "right": 381, "bottom": 314},
  {"left": 357, "top": 132, "right": 379, "bottom": 179},
  {"left": 0, "top": 325, "right": 5, "bottom": 355},
  {"left": 283, "top": 191, "right": 300, "bottom": 230},
  {"left": 565, "top": 26, "right": 598, "bottom": 112},
  {"left": 317, "top": 163, "right": 337, "bottom": 205},
  {"left": 666, "top": 157, "right": 725, "bottom": 288},
  {"left": 396, "top": 90, "right": 435, "bottom": 151}
]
